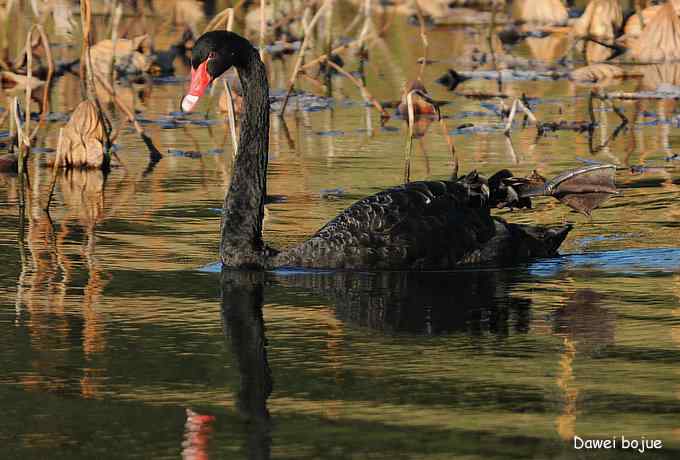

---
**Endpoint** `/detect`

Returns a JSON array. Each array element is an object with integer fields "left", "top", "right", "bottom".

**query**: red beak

[{"left": 181, "top": 60, "right": 212, "bottom": 112}]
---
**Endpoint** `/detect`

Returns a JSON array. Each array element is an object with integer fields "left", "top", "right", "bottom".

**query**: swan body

[
  {"left": 182, "top": 31, "right": 608, "bottom": 270},
  {"left": 270, "top": 177, "right": 570, "bottom": 269}
]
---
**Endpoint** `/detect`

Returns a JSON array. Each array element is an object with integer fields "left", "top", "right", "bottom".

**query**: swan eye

[{"left": 207, "top": 51, "right": 217, "bottom": 60}]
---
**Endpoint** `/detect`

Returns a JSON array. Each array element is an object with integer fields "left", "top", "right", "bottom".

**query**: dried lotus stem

[
  {"left": 223, "top": 78, "right": 238, "bottom": 157},
  {"left": 280, "top": 0, "right": 331, "bottom": 115},
  {"left": 325, "top": 59, "right": 387, "bottom": 116}
]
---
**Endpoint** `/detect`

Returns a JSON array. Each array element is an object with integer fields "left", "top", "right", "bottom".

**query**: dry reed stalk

[
  {"left": 223, "top": 7, "right": 238, "bottom": 157},
  {"left": 227, "top": 7, "right": 235, "bottom": 31},
  {"left": 23, "top": 29, "right": 35, "bottom": 148},
  {"left": 341, "top": 1, "right": 366, "bottom": 36},
  {"left": 259, "top": 0, "right": 265, "bottom": 61},
  {"left": 300, "top": 38, "right": 368, "bottom": 71},
  {"left": 440, "top": 116, "right": 456, "bottom": 174},
  {"left": 324, "top": 0, "right": 335, "bottom": 84},
  {"left": 12, "top": 98, "right": 29, "bottom": 211},
  {"left": 279, "top": 0, "right": 331, "bottom": 115},
  {"left": 80, "top": 0, "right": 92, "bottom": 95},
  {"left": 503, "top": 97, "right": 539, "bottom": 135},
  {"left": 204, "top": 7, "right": 234, "bottom": 33},
  {"left": 504, "top": 99, "right": 518, "bottom": 135},
  {"left": 517, "top": 98, "right": 538, "bottom": 125},
  {"left": 12, "top": 97, "right": 29, "bottom": 150},
  {"left": 45, "top": 128, "right": 63, "bottom": 210},
  {"left": 403, "top": 90, "right": 415, "bottom": 183},
  {"left": 325, "top": 59, "right": 387, "bottom": 116},
  {"left": 299, "top": 71, "right": 327, "bottom": 91},
  {"left": 28, "top": 25, "right": 54, "bottom": 141},
  {"left": 109, "top": 0, "right": 122, "bottom": 94},
  {"left": 269, "top": 2, "right": 312, "bottom": 33},
  {"left": 412, "top": 0, "right": 429, "bottom": 79},
  {"left": 223, "top": 78, "right": 238, "bottom": 157},
  {"left": 92, "top": 72, "right": 159, "bottom": 160}
]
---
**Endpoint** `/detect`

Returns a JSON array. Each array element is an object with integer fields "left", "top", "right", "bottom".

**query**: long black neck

[{"left": 220, "top": 47, "right": 270, "bottom": 268}]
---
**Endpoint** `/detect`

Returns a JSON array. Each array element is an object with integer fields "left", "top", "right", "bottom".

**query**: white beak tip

[{"left": 181, "top": 94, "right": 200, "bottom": 112}]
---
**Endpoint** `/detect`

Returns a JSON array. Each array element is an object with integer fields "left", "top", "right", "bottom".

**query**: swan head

[{"left": 181, "top": 31, "right": 253, "bottom": 112}]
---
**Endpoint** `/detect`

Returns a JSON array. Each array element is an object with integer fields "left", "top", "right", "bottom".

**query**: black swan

[{"left": 181, "top": 31, "right": 617, "bottom": 270}]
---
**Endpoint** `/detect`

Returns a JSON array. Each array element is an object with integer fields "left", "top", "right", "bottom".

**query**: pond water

[{"left": 1, "top": 3, "right": 680, "bottom": 459}]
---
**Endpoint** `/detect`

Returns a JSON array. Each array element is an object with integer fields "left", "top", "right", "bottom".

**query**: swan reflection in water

[
  {"left": 198, "top": 267, "right": 542, "bottom": 459},
  {"left": 272, "top": 269, "right": 534, "bottom": 336}
]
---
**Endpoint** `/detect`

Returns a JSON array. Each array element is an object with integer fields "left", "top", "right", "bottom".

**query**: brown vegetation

[
  {"left": 397, "top": 80, "right": 437, "bottom": 117},
  {"left": 512, "top": 0, "right": 568, "bottom": 25},
  {"left": 623, "top": 5, "right": 663, "bottom": 38},
  {"left": 54, "top": 100, "right": 108, "bottom": 169},
  {"left": 89, "top": 35, "right": 151, "bottom": 79},
  {"left": 629, "top": 2, "right": 680, "bottom": 62},
  {"left": 570, "top": 64, "right": 626, "bottom": 84},
  {"left": 571, "top": 0, "right": 623, "bottom": 63}
]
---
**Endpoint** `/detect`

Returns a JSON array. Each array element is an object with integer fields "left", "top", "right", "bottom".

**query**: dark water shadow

[
  {"left": 219, "top": 270, "right": 272, "bottom": 460},
  {"left": 269, "top": 268, "right": 533, "bottom": 336}
]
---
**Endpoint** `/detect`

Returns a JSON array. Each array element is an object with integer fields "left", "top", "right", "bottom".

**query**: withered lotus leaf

[
  {"left": 55, "top": 100, "right": 107, "bottom": 169},
  {"left": 623, "top": 5, "right": 664, "bottom": 38},
  {"left": 571, "top": 0, "right": 623, "bottom": 63},
  {"left": 630, "top": 2, "right": 680, "bottom": 62},
  {"left": 0, "top": 71, "right": 44, "bottom": 91},
  {"left": 89, "top": 35, "right": 151, "bottom": 79},
  {"left": 512, "top": 0, "right": 568, "bottom": 25}
]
